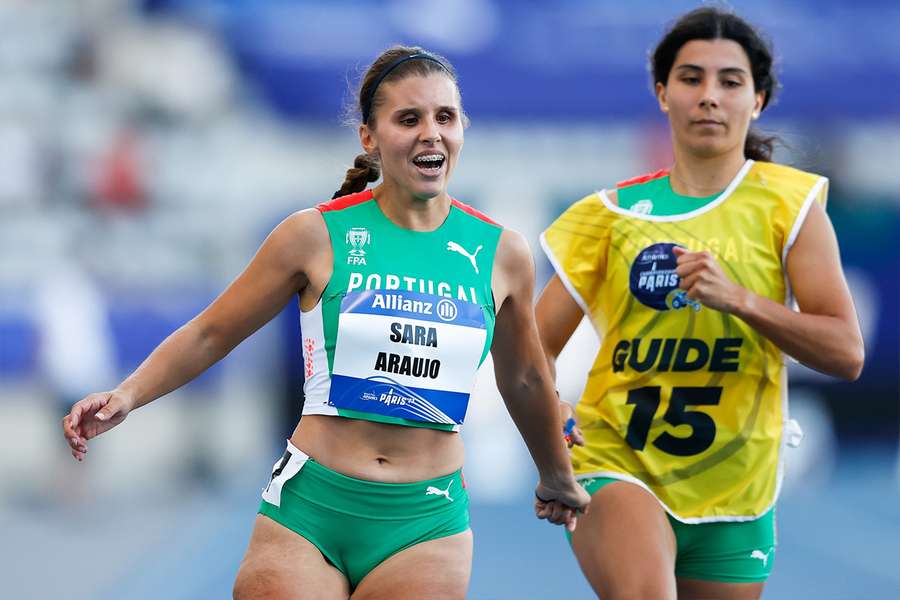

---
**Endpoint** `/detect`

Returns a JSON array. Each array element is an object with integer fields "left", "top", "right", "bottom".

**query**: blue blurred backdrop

[{"left": 1, "top": 1, "right": 897, "bottom": 598}]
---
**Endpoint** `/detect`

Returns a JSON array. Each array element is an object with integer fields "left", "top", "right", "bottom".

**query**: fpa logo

[
  {"left": 436, "top": 299, "right": 458, "bottom": 321},
  {"left": 346, "top": 227, "right": 370, "bottom": 265}
]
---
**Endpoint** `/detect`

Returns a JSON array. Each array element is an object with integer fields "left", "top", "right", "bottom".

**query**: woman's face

[
  {"left": 361, "top": 73, "right": 464, "bottom": 202},
  {"left": 656, "top": 39, "right": 765, "bottom": 160}
]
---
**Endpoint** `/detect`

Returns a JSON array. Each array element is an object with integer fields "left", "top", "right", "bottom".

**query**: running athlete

[
  {"left": 62, "top": 46, "right": 589, "bottom": 600},
  {"left": 536, "top": 8, "right": 863, "bottom": 600}
]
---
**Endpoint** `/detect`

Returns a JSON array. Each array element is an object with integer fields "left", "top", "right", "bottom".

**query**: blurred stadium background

[{"left": 1, "top": 1, "right": 897, "bottom": 598}]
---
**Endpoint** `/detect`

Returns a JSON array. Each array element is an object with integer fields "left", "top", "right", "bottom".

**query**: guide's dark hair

[{"left": 651, "top": 7, "right": 779, "bottom": 161}]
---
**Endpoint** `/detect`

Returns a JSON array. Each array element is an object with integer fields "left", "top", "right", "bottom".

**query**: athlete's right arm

[
  {"left": 62, "top": 209, "right": 331, "bottom": 460},
  {"left": 490, "top": 229, "right": 590, "bottom": 529}
]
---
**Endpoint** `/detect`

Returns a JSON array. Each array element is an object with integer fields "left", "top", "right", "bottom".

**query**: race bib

[{"left": 329, "top": 290, "right": 487, "bottom": 424}]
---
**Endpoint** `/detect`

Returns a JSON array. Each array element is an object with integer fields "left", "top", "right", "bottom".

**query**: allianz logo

[
  {"left": 371, "top": 292, "right": 458, "bottom": 322},
  {"left": 372, "top": 292, "right": 435, "bottom": 316}
]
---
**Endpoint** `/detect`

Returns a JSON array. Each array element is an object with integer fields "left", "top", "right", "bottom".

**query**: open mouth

[{"left": 412, "top": 153, "right": 446, "bottom": 175}]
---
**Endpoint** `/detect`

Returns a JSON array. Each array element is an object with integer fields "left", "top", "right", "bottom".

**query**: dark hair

[
  {"left": 332, "top": 46, "right": 460, "bottom": 199},
  {"left": 651, "top": 7, "right": 779, "bottom": 162}
]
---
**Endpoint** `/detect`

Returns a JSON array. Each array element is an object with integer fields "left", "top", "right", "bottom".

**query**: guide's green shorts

[
  {"left": 568, "top": 477, "right": 776, "bottom": 583},
  {"left": 259, "top": 442, "right": 469, "bottom": 589}
]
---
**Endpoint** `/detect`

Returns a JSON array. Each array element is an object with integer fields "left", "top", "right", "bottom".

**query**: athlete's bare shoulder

[
  {"left": 496, "top": 227, "right": 531, "bottom": 272},
  {"left": 491, "top": 227, "right": 535, "bottom": 308},
  {"left": 260, "top": 208, "right": 331, "bottom": 282},
  {"left": 269, "top": 206, "right": 325, "bottom": 251}
]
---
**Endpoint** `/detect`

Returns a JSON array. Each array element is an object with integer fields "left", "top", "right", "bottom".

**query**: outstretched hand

[
  {"left": 534, "top": 479, "right": 591, "bottom": 532},
  {"left": 62, "top": 391, "right": 133, "bottom": 461}
]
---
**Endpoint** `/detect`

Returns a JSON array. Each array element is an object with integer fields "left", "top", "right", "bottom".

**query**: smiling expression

[
  {"left": 360, "top": 73, "right": 464, "bottom": 202},
  {"left": 656, "top": 39, "right": 765, "bottom": 159}
]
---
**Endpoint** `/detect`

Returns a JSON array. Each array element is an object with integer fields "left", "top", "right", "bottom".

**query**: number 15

[{"left": 624, "top": 386, "right": 722, "bottom": 457}]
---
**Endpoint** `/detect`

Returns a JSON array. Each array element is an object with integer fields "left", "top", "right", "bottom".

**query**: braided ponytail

[{"left": 332, "top": 154, "right": 380, "bottom": 199}]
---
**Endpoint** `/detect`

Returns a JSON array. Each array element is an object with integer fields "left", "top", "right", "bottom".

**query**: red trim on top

[
  {"left": 450, "top": 198, "right": 501, "bottom": 227},
  {"left": 317, "top": 189, "right": 374, "bottom": 212},
  {"left": 617, "top": 168, "right": 670, "bottom": 189},
  {"left": 319, "top": 191, "right": 499, "bottom": 227}
]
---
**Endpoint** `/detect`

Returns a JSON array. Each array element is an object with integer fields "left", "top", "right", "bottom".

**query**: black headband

[{"left": 361, "top": 53, "right": 450, "bottom": 124}]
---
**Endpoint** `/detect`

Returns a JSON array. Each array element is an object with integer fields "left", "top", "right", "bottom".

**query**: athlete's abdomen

[{"left": 289, "top": 414, "right": 465, "bottom": 482}]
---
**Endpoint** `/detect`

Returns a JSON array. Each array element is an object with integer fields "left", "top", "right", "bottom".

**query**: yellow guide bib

[{"left": 541, "top": 160, "right": 828, "bottom": 522}]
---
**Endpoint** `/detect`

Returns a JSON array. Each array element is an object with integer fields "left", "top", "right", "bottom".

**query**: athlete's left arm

[
  {"left": 674, "top": 202, "right": 864, "bottom": 380},
  {"left": 491, "top": 228, "right": 590, "bottom": 529}
]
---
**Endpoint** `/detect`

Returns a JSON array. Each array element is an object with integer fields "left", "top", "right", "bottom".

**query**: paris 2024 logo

[{"left": 629, "top": 242, "right": 701, "bottom": 312}]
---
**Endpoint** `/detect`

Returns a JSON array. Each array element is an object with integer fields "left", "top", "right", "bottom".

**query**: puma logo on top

[
  {"left": 446, "top": 241, "right": 482, "bottom": 274},
  {"left": 425, "top": 481, "right": 454, "bottom": 502}
]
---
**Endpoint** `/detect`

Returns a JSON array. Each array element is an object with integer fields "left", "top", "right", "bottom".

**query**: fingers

[
  {"left": 565, "top": 433, "right": 584, "bottom": 448},
  {"left": 65, "top": 431, "right": 87, "bottom": 460},
  {"left": 676, "top": 249, "right": 717, "bottom": 268},
  {"left": 535, "top": 499, "right": 556, "bottom": 520},
  {"left": 678, "top": 254, "right": 721, "bottom": 294},
  {"left": 77, "top": 392, "right": 126, "bottom": 429},
  {"left": 675, "top": 249, "right": 721, "bottom": 289},
  {"left": 63, "top": 391, "right": 119, "bottom": 462},
  {"left": 672, "top": 246, "right": 703, "bottom": 260},
  {"left": 680, "top": 267, "right": 724, "bottom": 300},
  {"left": 71, "top": 445, "right": 86, "bottom": 462},
  {"left": 61, "top": 413, "right": 77, "bottom": 439},
  {"left": 535, "top": 497, "right": 558, "bottom": 521},
  {"left": 679, "top": 271, "right": 703, "bottom": 293},
  {"left": 535, "top": 498, "right": 577, "bottom": 528},
  {"left": 672, "top": 245, "right": 702, "bottom": 263},
  {"left": 69, "top": 393, "right": 108, "bottom": 430},
  {"left": 68, "top": 401, "right": 84, "bottom": 431},
  {"left": 676, "top": 250, "right": 720, "bottom": 285},
  {"left": 87, "top": 393, "right": 113, "bottom": 423},
  {"left": 547, "top": 502, "right": 573, "bottom": 526},
  {"left": 62, "top": 415, "right": 85, "bottom": 461},
  {"left": 94, "top": 396, "right": 123, "bottom": 423},
  {"left": 571, "top": 427, "right": 585, "bottom": 447},
  {"left": 62, "top": 414, "right": 89, "bottom": 460},
  {"left": 676, "top": 259, "right": 706, "bottom": 282}
]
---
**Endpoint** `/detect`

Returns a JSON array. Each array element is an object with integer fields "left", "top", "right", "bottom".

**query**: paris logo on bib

[{"left": 629, "top": 242, "right": 700, "bottom": 312}]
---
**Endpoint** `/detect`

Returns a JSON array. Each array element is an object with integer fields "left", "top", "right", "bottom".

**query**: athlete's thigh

[
  {"left": 350, "top": 530, "right": 473, "bottom": 600},
  {"left": 677, "top": 578, "right": 764, "bottom": 600},
  {"left": 571, "top": 481, "right": 677, "bottom": 600},
  {"left": 233, "top": 514, "right": 350, "bottom": 600}
]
